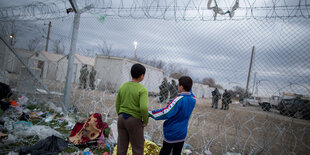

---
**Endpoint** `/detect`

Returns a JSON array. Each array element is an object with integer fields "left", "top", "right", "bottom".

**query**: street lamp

[
  {"left": 134, "top": 41, "right": 137, "bottom": 60},
  {"left": 9, "top": 34, "right": 15, "bottom": 46}
]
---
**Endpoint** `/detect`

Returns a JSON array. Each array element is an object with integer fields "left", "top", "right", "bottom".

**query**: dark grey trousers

[{"left": 117, "top": 114, "right": 144, "bottom": 155}]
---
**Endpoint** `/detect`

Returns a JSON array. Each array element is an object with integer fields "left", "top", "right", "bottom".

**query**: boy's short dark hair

[
  {"left": 178, "top": 76, "right": 193, "bottom": 92},
  {"left": 131, "top": 63, "right": 146, "bottom": 79}
]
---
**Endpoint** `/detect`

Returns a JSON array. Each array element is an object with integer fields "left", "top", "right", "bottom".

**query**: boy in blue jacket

[{"left": 149, "top": 76, "right": 196, "bottom": 155}]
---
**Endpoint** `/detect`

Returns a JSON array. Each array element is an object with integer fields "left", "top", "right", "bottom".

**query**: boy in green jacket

[{"left": 115, "top": 63, "right": 149, "bottom": 155}]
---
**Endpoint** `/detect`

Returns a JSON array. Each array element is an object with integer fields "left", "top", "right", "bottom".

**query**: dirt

[
  {"left": 66, "top": 89, "right": 310, "bottom": 155},
  {"left": 17, "top": 79, "right": 310, "bottom": 155}
]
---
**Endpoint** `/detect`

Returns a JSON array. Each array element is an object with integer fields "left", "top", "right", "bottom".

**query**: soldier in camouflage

[
  {"left": 159, "top": 78, "right": 169, "bottom": 103},
  {"left": 221, "top": 89, "right": 232, "bottom": 110},
  {"left": 79, "top": 64, "right": 89, "bottom": 89},
  {"left": 168, "top": 79, "right": 178, "bottom": 102},
  {"left": 211, "top": 88, "right": 221, "bottom": 109},
  {"left": 89, "top": 66, "right": 96, "bottom": 90}
]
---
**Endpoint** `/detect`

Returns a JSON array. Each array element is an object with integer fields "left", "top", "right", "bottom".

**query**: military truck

[
  {"left": 245, "top": 93, "right": 310, "bottom": 119},
  {"left": 277, "top": 93, "right": 310, "bottom": 120}
]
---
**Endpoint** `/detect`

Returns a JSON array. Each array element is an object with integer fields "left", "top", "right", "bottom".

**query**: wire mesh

[{"left": 0, "top": 0, "right": 310, "bottom": 154}]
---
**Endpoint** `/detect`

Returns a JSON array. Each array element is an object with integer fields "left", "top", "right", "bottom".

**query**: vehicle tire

[
  {"left": 293, "top": 111, "right": 303, "bottom": 119},
  {"left": 266, "top": 103, "right": 271, "bottom": 111},
  {"left": 261, "top": 103, "right": 266, "bottom": 111},
  {"left": 280, "top": 109, "right": 286, "bottom": 115},
  {"left": 261, "top": 102, "right": 271, "bottom": 111}
]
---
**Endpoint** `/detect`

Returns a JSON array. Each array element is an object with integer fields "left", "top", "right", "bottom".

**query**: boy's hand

[{"left": 142, "top": 124, "right": 147, "bottom": 127}]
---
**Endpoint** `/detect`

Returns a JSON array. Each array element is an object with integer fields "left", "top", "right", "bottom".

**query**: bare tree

[
  {"left": 97, "top": 41, "right": 113, "bottom": 56},
  {"left": 215, "top": 84, "right": 223, "bottom": 89},
  {"left": 52, "top": 39, "right": 65, "bottom": 54},
  {"left": 156, "top": 60, "right": 164, "bottom": 69},
  {"left": 231, "top": 86, "right": 246, "bottom": 99},
  {"left": 95, "top": 41, "right": 123, "bottom": 57},
  {"left": 164, "top": 63, "right": 176, "bottom": 76},
  {"left": 83, "top": 48, "right": 96, "bottom": 57},
  {"left": 170, "top": 68, "right": 189, "bottom": 79},
  {"left": 85, "top": 48, "right": 94, "bottom": 57},
  {"left": 27, "top": 37, "right": 43, "bottom": 52},
  {"left": 139, "top": 59, "right": 165, "bottom": 69},
  {"left": 202, "top": 77, "right": 216, "bottom": 87},
  {"left": 193, "top": 78, "right": 202, "bottom": 83}
]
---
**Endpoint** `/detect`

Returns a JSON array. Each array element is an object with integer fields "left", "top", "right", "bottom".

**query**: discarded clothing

[
  {"left": 19, "top": 135, "right": 68, "bottom": 155},
  {"left": 97, "top": 132, "right": 106, "bottom": 148},
  {"left": 0, "top": 82, "right": 12, "bottom": 100},
  {"left": 0, "top": 100, "right": 10, "bottom": 112},
  {"left": 13, "top": 121, "right": 33, "bottom": 131},
  {"left": 19, "top": 112, "right": 30, "bottom": 121},
  {"left": 2, "top": 134, "right": 18, "bottom": 144},
  {"left": 69, "top": 113, "right": 109, "bottom": 145},
  {"left": 10, "top": 100, "right": 18, "bottom": 107},
  {"left": 14, "top": 125, "right": 63, "bottom": 140},
  {"left": 30, "top": 111, "right": 44, "bottom": 118},
  {"left": 0, "top": 132, "right": 8, "bottom": 140},
  {"left": 45, "top": 113, "right": 56, "bottom": 122}
]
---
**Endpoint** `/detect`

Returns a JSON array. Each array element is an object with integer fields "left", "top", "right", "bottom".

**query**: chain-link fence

[{"left": 0, "top": 0, "right": 310, "bottom": 154}]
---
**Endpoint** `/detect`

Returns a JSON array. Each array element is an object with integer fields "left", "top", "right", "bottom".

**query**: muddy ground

[
  {"left": 13, "top": 77, "right": 310, "bottom": 155},
  {"left": 62, "top": 88, "right": 310, "bottom": 155}
]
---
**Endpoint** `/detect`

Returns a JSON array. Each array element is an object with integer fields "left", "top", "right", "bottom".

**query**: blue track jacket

[{"left": 149, "top": 92, "right": 196, "bottom": 143}]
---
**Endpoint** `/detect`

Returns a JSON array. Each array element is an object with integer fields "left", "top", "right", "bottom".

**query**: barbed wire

[
  {"left": 1, "top": 0, "right": 310, "bottom": 154},
  {"left": 0, "top": 0, "right": 68, "bottom": 21},
  {"left": 1, "top": 0, "right": 310, "bottom": 21}
]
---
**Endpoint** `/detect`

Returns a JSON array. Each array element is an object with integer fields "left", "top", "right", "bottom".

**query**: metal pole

[
  {"left": 9, "top": 34, "right": 15, "bottom": 46},
  {"left": 252, "top": 72, "right": 257, "bottom": 95},
  {"left": 245, "top": 46, "right": 255, "bottom": 100},
  {"left": 64, "top": 12, "right": 80, "bottom": 113},
  {"left": 45, "top": 21, "right": 51, "bottom": 51},
  {"left": 134, "top": 41, "right": 137, "bottom": 60},
  {"left": 134, "top": 47, "right": 136, "bottom": 60},
  {"left": 10, "top": 36, "right": 13, "bottom": 46}
]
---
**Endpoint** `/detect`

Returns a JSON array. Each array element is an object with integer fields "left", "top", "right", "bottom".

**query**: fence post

[{"left": 63, "top": 10, "right": 81, "bottom": 114}]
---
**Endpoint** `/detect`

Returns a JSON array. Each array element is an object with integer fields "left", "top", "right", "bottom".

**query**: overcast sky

[{"left": 1, "top": 0, "right": 309, "bottom": 96}]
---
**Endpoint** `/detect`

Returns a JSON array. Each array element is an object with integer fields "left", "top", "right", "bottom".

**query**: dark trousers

[
  {"left": 222, "top": 100, "right": 229, "bottom": 110},
  {"left": 159, "top": 141, "right": 184, "bottom": 155},
  {"left": 89, "top": 80, "right": 95, "bottom": 90},
  {"left": 117, "top": 115, "right": 144, "bottom": 155},
  {"left": 212, "top": 97, "right": 218, "bottom": 108}
]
